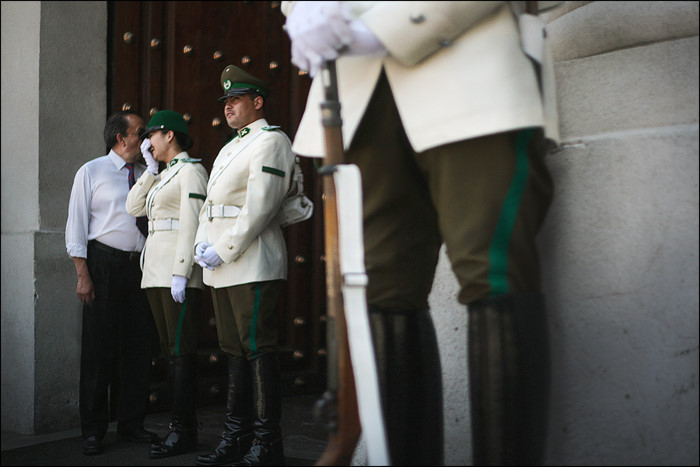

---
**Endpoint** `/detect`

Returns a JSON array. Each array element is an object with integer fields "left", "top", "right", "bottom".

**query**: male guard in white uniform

[
  {"left": 193, "top": 65, "right": 295, "bottom": 467},
  {"left": 283, "top": 2, "right": 560, "bottom": 465}
]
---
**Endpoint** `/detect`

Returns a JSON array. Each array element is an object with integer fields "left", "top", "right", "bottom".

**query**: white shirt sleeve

[{"left": 65, "top": 164, "right": 92, "bottom": 258}]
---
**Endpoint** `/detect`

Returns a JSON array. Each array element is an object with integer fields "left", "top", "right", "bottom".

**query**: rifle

[
  {"left": 313, "top": 60, "right": 390, "bottom": 466},
  {"left": 314, "top": 59, "right": 362, "bottom": 466},
  {"left": 525, "top": 1, "right": 538, "bottom": 15}
]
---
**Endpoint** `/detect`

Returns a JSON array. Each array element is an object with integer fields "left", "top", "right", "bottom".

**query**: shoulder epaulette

[
  {"left": 262, "top": 125, "right": 281, "bottom": 131},
  {"left": 181, "top": 157, "right": 202, "bottom": 163}
]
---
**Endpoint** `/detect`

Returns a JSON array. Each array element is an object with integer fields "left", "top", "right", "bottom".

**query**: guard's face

[
  {"left": 224, "top": 94, "right": 262, "bottom": 130},
  {"left": 148, "top": 130, "right": 172, "bottom": 162}
]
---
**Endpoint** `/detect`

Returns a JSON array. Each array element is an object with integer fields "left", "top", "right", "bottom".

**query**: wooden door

[{"left": 109, "top": 1, "right": 327, "bottom": 409}]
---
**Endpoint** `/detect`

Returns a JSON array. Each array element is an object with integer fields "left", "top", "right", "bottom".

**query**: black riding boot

[
  {"left": 195, "top": 355, "right": 254, "bottom": 466},
  {"left": 368, "top": 306, "right": 444, "bottom": 466},
  {"left": 150, "top": 354, "right": 198, "bottom": 458},
  {"left": 233, "top": 353, "right": 284, "bottom": 466},
  {"left": 467, "top": 292, "right": 551, "bottom": 466}
]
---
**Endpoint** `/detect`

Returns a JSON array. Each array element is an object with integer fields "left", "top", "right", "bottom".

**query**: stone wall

[{"left": 539, "top": 1, "right": 698, "bottom": 464}]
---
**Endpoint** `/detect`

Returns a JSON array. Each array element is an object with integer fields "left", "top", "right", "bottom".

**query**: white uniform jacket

[
  {"left": 126, "top": 152, "right": 209, "bottom": 289},
  {"left": 194, "top": 118, "right": 295, "bottom": 289},
  {"left": 282, "top": 1, "right": 560, "bottom": 157}
]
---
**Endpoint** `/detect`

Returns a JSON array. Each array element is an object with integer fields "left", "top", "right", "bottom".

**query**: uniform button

[
  {"left": 441, "top": 39, "right": 452, "bottom": 47},
  {"left": 227, "top": 245, "right": 233, "bottom": 249},
  {"left": 179, "top": 258, "right": 184, "bottom": 263},
  {"left": 410, "top": 13, "right": 425, "bottom": 24}
]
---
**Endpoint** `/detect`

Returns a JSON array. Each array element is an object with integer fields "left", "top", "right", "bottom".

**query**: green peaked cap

[
  {"left": 143, "top": 110, "right": 189, "bottom": 137},
  {"left": 218, "top": 64, "right": 269, "bottom": 102}
]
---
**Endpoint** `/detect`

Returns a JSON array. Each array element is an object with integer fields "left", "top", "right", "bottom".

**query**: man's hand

[
  {"left": 140, "top": 138, "right": 159, "bottom": 175},
  {"left": 285, "top": 1, "right": 353, "bottom": 76},
  {"left": 194, "top": 242, "right": 223, "bottom": 270},
  {"left": 77, "top": 275, "right": 95, "bottom": 304},
  {"left": 72, "top": 257, "right": 96, "bottom": 304},
  {"left": 171, "top": 275, "right": 188, "bottom": 303}
]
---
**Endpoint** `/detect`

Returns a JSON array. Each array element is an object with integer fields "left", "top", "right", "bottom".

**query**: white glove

[
  {"left": 171, "top": 275, "right": 188, "bottom": 303},
  {"left": 194, "top": 242, "right": 213, "bottom": 270},
  {"left": 195, "top": 242, "right": 210, "bottom": 257},
  {"left": 285, "top": 1, "right": 353, "bottom": 77},
  {"left": 345, "top": 19, "right": 386, "bottom": 56},
  {"left": 194, "top": 243, "right": 223, "bottom": 270},
  {"left": 140, "top": 138, "right": 159, "bottom": 175}
]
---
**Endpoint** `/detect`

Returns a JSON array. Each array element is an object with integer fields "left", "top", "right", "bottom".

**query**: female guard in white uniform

[{"left": 126, "top": 110, "right": 208, "bottom": 459}]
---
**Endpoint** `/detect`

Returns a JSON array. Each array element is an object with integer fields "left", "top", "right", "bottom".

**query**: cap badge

[{"left": 223, "top": 80, "right": 232, "bottom": 90}]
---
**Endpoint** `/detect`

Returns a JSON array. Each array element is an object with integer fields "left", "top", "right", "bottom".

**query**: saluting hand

[{"left": 140, "top": 138, "right": 159, "bottom": 175}]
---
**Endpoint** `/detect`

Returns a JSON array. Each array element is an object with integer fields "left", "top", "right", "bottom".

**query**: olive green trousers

[
  {"left": 146, "top": 287, "right": 201, "bottom": 358},
  {"left": 210, "top": 280, "right": 283, "bottom": 359},
  {"left": 346, "top": 72, "right": 553, "bottom": 309}
]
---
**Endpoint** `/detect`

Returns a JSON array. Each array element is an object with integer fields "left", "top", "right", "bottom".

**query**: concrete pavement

[{"left": 1, "top": 393, "right": 328, "bottom": 466}]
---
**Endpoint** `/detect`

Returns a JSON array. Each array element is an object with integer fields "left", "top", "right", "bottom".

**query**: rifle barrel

[{"left": 315, "top": 59, "right": 362, "bottom": 466}]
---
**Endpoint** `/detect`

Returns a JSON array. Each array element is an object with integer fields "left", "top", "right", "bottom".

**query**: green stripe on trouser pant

[
  {"left": 146, "top": 287, "right": 201, "bottom": 358},
  {"left": 210, "top": 280, "right": 283, "bottom": 359}
]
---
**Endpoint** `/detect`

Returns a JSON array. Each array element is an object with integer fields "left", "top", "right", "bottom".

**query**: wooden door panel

[
  {"left": 109, "top": 1, "right": 323, "bottom": 409},
  {"left": 110, "top": 1, "right": 141, "bottom": 116}
]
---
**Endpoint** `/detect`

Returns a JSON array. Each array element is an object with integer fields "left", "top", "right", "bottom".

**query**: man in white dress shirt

[{"left": 66, "top": 110, "right": 157, "bottom": 456}]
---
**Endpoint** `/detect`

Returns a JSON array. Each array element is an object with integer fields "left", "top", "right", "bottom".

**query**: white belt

[
  {"left": 148, "top": 218, "right": 179, "bottom": 232},
  {"left": 206, "top": 204, "right": 241, "bottom": 220}
]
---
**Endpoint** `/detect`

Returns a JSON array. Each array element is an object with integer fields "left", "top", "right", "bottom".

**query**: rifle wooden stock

[
  {"left": 525, "top": 1, "right": 538, "bottom": 15},
  {"left": 315, "top": 60, "right": 362, "bottom": 466}
]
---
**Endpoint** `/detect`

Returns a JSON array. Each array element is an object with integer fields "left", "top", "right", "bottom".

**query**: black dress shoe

[
  {"left": 149, "top": 425, "right": 198, "bottom": 459},
  {"left": 118, "top": 426, "right": 159, "bottom": 443},
  {"left": 82, "top": 436, "right": 103, "bottom": 455}
]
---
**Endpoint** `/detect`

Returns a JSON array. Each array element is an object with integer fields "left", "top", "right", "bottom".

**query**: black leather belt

[{"left": 88, "top": 240, "right": 140, "bottom": 261}]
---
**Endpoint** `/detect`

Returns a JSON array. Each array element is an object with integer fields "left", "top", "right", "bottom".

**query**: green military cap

[
  {"left": 142, "top": 110, "right": 194, "bottom": 149},
  {"left": 218, "top": 64, "right": 270, "bottom": 102},
  {"left": 142, "top": 110, "right": 189, "bottom": 137}
]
